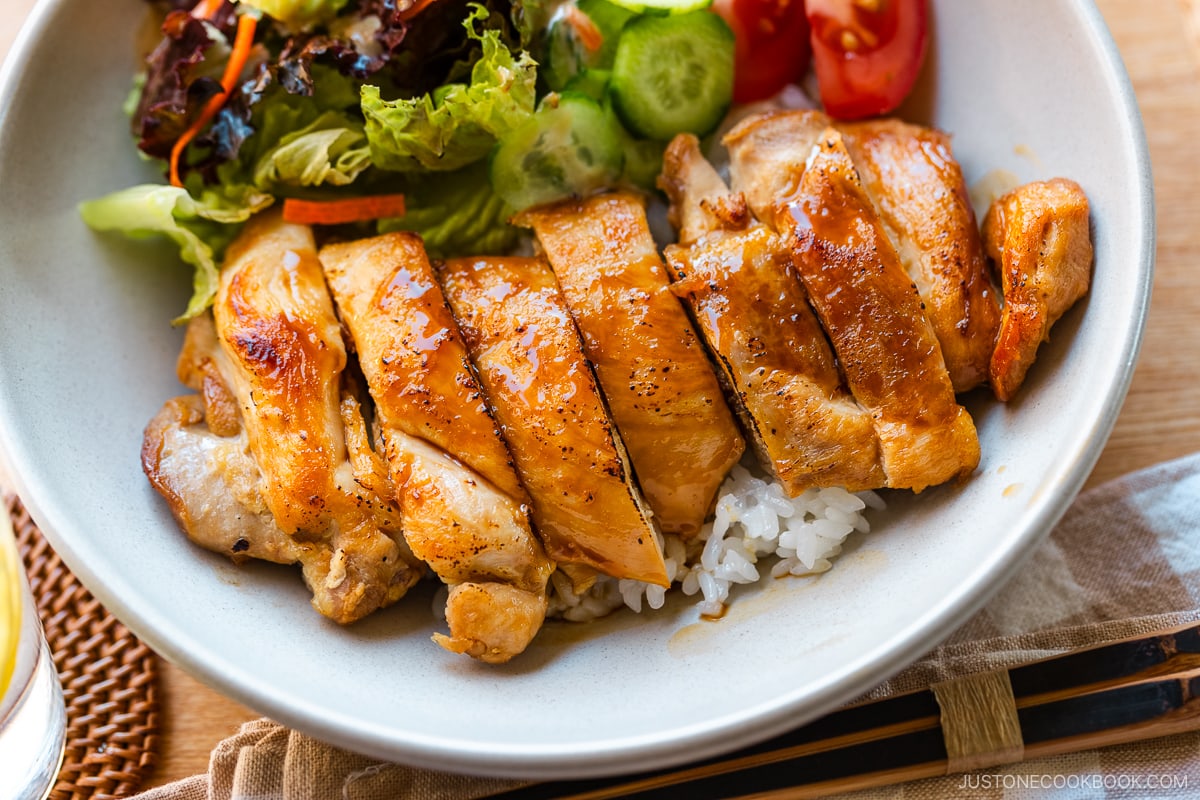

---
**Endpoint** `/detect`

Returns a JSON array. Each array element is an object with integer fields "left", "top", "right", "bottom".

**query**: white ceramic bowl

[{"left": 0, "top": 0, "right": 1152, "bottom": 779}]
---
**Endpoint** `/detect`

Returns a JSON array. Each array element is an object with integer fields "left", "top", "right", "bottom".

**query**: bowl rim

[{"left": 0, "top": 0, "right": 1156, "bottom": 779}]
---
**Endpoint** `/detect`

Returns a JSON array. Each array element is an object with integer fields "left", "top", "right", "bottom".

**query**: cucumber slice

[
  {"left": 578, "top": 0, "right": 637, "bottom": 55},
  {"left": 619, "top": 131, "right": 665, "bottom": 190},
  {"left": 541, "top": 0, "right": 636, "bottom": 91},
  {"left": 605, "top": 0, "right": 712, "bottom": 14},
  {"left": 610, "top": 11, "right": 734, "bottom": 141},
  {"left": 490, "top": 93, "right": 625, "bottom": 212},
  {"left": 542, "top": 16, "right": 589, "bottom": 91}
]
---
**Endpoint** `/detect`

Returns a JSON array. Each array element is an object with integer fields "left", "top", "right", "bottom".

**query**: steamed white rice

[{"left": 546, "top": 462, "right": 885, "bottom": 621}]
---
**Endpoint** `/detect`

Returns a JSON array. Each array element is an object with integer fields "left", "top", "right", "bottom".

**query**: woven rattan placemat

[{"left": 7, "top": 495, "right": 159, "bottom": 800}]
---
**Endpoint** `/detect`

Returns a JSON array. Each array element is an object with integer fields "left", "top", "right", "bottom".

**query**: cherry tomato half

[
  {"left": 805, "top": 0, "right": 928, "bottom": 119},
  {"left": 712, "top": 0, "right": 811, "bottom": 104}
]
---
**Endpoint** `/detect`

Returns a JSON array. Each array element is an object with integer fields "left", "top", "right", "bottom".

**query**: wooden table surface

[{"left": 2, "top": 0, "right": 1199, "bottom": 789}]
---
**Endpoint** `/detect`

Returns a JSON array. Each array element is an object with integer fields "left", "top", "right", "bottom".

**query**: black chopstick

[{"left": 482, "top": 623, "right": 1200, "bottom": 800}]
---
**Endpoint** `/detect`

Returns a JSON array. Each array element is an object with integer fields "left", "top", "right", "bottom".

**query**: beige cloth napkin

[{"left": 134, "top": 452, "right": 1200, "bottom": 800}]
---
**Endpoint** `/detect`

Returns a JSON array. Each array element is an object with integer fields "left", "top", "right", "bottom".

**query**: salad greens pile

[{"left": 80, "top": 0, "right": 734, "bottom": 320}]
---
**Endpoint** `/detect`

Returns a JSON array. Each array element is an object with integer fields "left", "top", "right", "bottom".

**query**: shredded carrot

[
  {"left": 190, "top": 0, "right": 224, "bottom": 18},
  {"left": 396, "top": 0, "right": 440, "bottom": 22},
  {"left": 281, "top": 194, "right": 408, "bottom": 226},
  {"left": 563, "top": 5, "right": 604, "bottom": 53},
  {"left": 169, "top": 13, "right": 258, "bottom": 188}
]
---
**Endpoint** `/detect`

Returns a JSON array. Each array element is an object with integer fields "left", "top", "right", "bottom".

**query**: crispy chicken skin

[
  {"left": 204, "top": 211, "right": 421, "bottom": 623},
  {"left": 144, "top": 316, "right": 422, "bottom": 624},
  {"left": 439, "top": 256, "right": 669, "bottom": 587},
  {"left": 983, "top": 178, "right": 1093, "bottom": 402},
  {"left": 839, "top": 119, "right": 1002, "bottom": 392},
  {"left": 320, "top": 233, "right": 553, "bottom": 663},
  {"left": 787, "top": 131, "right": 980, "bottom": 491},
  {"left": 514, "top": 193, "right": 745, "bottom": 537},
  {"left": 213, "top": 211, "right": 348, "bottom": 535},
  {"left": 660, "top": 134, "right": 884, "bottom": 494}
]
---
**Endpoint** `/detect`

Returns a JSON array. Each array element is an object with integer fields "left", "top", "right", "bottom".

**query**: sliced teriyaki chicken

[
  {"left": 726, "top": 111, "right": 1001, "bottom": 394},
  {"left": 204, "top": 210, "right": 422, "bottom": 623},
  {"left": 659, "top": 134, "right": 884, "bottom": 494},
  {"left": 983, "top": 178, "right": 1093, "bottom": 402},
  {"left": 438, "top": 256, "right": 669, "bottom": 587},
  {"left": 321, "top": 233, "right": 554, "bottom": 663},
  {"left": 839, "top": 119, "right": 1002, "bottom": 392},
  {"left": 514, "top": 193, "right": 745, "bottom": 538},
  {"left": 781, "top": 129, "right": 980, "bottom": 492},
  {"left": 143, "top": 313, "right": 421, "bottom": 623}
]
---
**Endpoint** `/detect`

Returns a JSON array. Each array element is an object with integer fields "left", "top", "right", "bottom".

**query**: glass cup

[{"left": 0, "top": 506, "right": 67, "bottom": 800}]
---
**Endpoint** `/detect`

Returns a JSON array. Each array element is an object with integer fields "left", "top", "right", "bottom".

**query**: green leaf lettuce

[
  {"left": 252, "top": 111, "right": 371, "bottom": 189},
  {"left": 362, "top": 4, "right": 537, "bottom": 172},
  {"left": 79, "top": 184, "right": 271, "bottom": 323},
  {"left": 379, "top": 161, "right": 518, "bottom": 257}
]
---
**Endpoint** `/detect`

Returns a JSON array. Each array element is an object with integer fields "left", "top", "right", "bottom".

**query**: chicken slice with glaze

[
  {"left": 659, "top": 134, "right": 884, "bottom": 494},
  {"left": 784, "top": 130, "right": 980, "bottom": 491},
  {"left": 726, "top": 111, "right": 1003, "bottom": 395},
  {"left": 514, "top": 193, "right": 745, "bottom": 538},
  {"left": 206, "top": 210, "right": 422, "bottom": 623},
  {"left": 983, "top": 178, "right": 1093, "bottom": 401},
  {"left": 839, "top": 119, "right": 1002, "bottom": 393},
  {"left": 321, "top": 233, "right": 554, "bottom": 663},
  {"left": 439, "top": 256, "right": 669, "bottom": 587},
  {"left": 144, "top": 311, "right": 421, "bottom": 623},
  {"left": 723, "top": 110, "right": 829, "bottom": 229}
]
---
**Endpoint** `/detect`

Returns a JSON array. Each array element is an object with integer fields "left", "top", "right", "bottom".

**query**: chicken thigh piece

[
  {"left": 660, "top": 134, "right": 884, "bottom": 494},
  {"left": 143, "top": 394, "right": 306, "bottom": 567},
  {"left": 727, "top": 111, "right": 1002, "bottom": 395},
  {"left": 439, "top": 256, "right": 669, "bottom": 586},
  {"left": 839, "top": 119, "right": 1002, "bottom": 392},
  {"left": 214, "top": 212, "right": 347, "bottom": 531},
  {"left": 321, "top": 233, "right": 554, "bottom": 663},
  {"left": 209, "top": 211, "right": 421, "bottom": 623},
  {"left": 144, "top": 314, "right": 421, "bottom": 623},
  {"left": 515, "top": 193, "right": 745, "bottom": 538},
  {"left": 785, "top": 130, "right": 980, "bottom": 492},
  {"left": 983, "top": 178, "right": 1093, "bottom": 402}
]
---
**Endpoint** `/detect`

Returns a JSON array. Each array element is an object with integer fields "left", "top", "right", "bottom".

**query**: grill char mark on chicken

[
  {"left": 210, "top": 211, "right": 423, "bottom": 622},
  {"left": 145, "top": 270, "right": 422, "bottom": 625}
]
